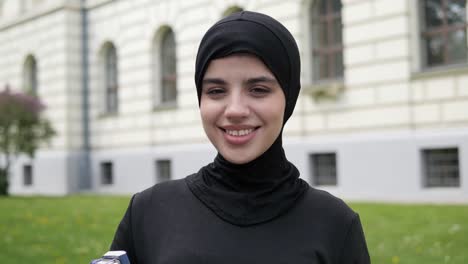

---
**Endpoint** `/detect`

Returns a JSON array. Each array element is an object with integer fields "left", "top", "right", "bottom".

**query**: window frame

[
  {"left": 310, "top": 0, "right": 344, "bottom": 83},
  {"left": 103, "top": 43, "right": 118, "bottom": 114},
  {"left": 309, "top": 152, "right": 338, "bottom": 186},
  {"left": 23, "top": 163, "right": 33, "bottom": 186},
  {"left": 418, "top": 0, "right": 468, "bottom": 69},
  {"left": 159, "top": 28, "right": 177, "bottom": 105},
  {"left": 155, "top": 159, "right": 172, "bottom": 183},
  {"left": 422, "top": 147, "right": 460, "bottom": 188},
  {"left": 23, "top": 55, "right": 38, "bottom": 96},
  {"left": 100, "top": 161, "right": 114, "bottom": 185}
]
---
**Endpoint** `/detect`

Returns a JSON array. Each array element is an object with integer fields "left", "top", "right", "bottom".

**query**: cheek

[
  {"left": 200, "top": 100, "right": 218, "bottom": 130},
  {"left": 266, "top": 99, "right": 286, "bottom": 130},
  {"left": 256, "top": 103, "right": 285, "bottom": 136}
]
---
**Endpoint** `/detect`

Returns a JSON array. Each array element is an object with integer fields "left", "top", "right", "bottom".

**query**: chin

[{"left": 221, "top": 151, "right": 257, "bottom": 165}]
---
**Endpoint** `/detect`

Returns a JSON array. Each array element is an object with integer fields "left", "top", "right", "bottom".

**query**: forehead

[{"left": 204, "top": 53, "right": 276, "bottom": 78}]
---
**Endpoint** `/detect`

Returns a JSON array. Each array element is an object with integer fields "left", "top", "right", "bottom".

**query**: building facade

[{"left": 0, "top": 0, "right": 467, "bottom": 202}]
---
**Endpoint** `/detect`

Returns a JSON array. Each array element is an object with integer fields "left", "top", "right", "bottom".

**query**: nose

[{"left": 224, "top": 91, "right": 250, "bottom": 120}]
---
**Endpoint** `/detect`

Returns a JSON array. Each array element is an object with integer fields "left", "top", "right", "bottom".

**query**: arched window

[
  {"left": 223, "top": 5, "right": 244, "bottom": 17},
  {"left": 23, "top": 55, "right": 38, "bottom": 95},
  {"left": 102, "top": 42, "right": 118, "bottom": 114},
  {"left": 159, "top": 28, "right": 177, "bottom": 104},
  {"left": 310, "top": 0, "right": 343, "bottom": 82}
]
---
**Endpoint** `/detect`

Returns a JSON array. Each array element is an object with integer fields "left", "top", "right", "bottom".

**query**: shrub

[{"left": 0, "top": 85, "right": 55, "bottom": 195}]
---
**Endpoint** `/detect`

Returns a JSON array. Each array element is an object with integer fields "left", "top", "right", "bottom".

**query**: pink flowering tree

[{"left": 0, "top": 85, "right": 55, "bottom": 195}]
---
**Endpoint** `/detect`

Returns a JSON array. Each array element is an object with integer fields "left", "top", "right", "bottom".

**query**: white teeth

[{"left": 226, "top": 129, "right": 253, "bottom": 136}]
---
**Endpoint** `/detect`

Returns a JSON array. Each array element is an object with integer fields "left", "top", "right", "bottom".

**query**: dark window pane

[
  {"left": 314, "top": 53, "right": 329, "bottom": 79},
  {"left": 424, "top": 0, "right": 444, "bottom": 28},
  {"left": 101, "top": 162, "right": 113, "bottom": 185},
  {"left": 312, "top": 0, "right": 343, "bottom": 81},
  {"left": 319, "top": 0, "right": 327, "bottom": 14},
  {"left": 426, "top": 35, "right": 445, "bottom": 66},
  {"left": 30, "top": 59, "right": 37, "bottom": 95},
  {"left": 105, "top": 44, "right": 118, "bottom": 113},
  {"left": 332, "top": 0, "right": 342, "bottom": 12},
  {"left": 23, "top": 56, "right": 38, "bottom": 95},
  {"left": 319, "top": 21, "right": 328, "bottom": 46},
  {"left": 423, "top": 148, "right": 460, "bottom": 187},
  {"left": 106, "top": 47, "right": 117, "bottom": 87},
  {"left": 333, "top": 18, "right": 342, "bottom": 45},
  {"left": 447, "top": 0, "right": 466, "bottom": 24},
  {"left": 448, "top": 29, "right": 467, "bottom": 63},
  {"left": 312, "top": 21, "right": 328, "bottom": 47},
  {"left": 161, "top": 30, "right": 177, "bottom": 103},
  {"left": 156, "top": 160, "right": 171, "bottom": 182},
  {"left": 310, "top": 153, "right": 337, "bottom": 186},
  {"left": 162, "top": 33, "right": 175, "bottom": 73},
  {"left": 422, "top": 0, "right": 468, "bottom": 67},
  {"left": 162, "top": 77, "right": 176, "bottom": 102},
  {"left": 23, "top": 164, "right": 33, "bottom": 186}
]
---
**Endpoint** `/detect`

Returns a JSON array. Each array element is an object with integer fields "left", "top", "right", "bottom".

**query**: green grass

[
  {"left": 352, "top": 203, "right": 468, "bottom": 264},
  {"left": 0, "top": 196, "right": 467, "bottom": 263},
  {"left": 0, "top": 196, "right": 129, "bottom": 264}
]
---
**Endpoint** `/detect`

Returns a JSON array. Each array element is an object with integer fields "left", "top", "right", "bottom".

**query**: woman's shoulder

[
  {"left": 298, "top": 186, "right": 358, "bottom": 221},
  {"left": 130, "top": 175, "right": 194, "bottom": 209}
]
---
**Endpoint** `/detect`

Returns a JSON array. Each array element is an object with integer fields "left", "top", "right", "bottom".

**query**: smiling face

[{"left": 200, "top": 53, "right": 286, "bottom": 164}]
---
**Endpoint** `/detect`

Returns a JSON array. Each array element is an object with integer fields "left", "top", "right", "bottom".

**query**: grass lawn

[
  {"left": 0, "top": 195, "right": 129, "bottom": 264},
  {"left": 0, "top": 196, "right": 467, "bottom": 264},
  {"left": 352, "top": 203, "right": 468, "bottom": 264}
]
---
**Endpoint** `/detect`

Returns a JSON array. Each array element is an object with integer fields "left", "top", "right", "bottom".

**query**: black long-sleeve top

[{"left": 110, "top": 177, "right": 370, "bottom": 264}]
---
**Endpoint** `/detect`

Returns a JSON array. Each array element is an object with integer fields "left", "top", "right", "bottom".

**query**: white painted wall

[{"left": 1, "top": 0, "right": 467, "bottom": 202}]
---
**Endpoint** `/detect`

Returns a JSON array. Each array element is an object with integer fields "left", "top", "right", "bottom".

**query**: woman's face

[{"left": 200, "top": 53, "right": 286, "bottom": 164}]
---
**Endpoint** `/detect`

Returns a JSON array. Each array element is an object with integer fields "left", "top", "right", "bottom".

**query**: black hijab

[{"left": 186, "top": 11, "right": 309, "bottom": 226}]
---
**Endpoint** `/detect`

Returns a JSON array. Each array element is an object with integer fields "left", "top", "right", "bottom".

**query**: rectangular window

[
  {"left": 23, "top": 164, "right": 33, "bottom": 186},
  {"left": 310, "top": 153, "right": 337, "bottom": 186},
  {"left": 156, "top": 159, "right": 171, "bottom": 182},
  {"left": 421, "top": 0, "right": 468, "bottom": 67},
  {"left": 423, "top": 148, "right": 460, "bottom": 187},
  {"left": 101, "top": 161, "right": 114, "bottom": 185},
  {"left": 311, "top": 0, "right": 344, "bottom": 81}
]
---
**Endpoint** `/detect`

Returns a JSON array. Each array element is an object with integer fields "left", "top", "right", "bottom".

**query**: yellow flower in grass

[
  {"left": 37, "top": 216, "right": 49, "bottom": 225},
  {"left": 55, "top": 256, "right": 67, "bottom": 264},
  {"left": 392, "top": 256, "right": 400, "bottom": 264}
]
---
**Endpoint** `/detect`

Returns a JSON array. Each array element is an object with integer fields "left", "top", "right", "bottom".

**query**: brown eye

[
  {"left": 204, "top": 87, "right": 226, "bottom": 99},
  {"left": 250, "top": 87, "right": 270, "bottom": 96},
  {"left": 206, "top": 88, "right": 225, "bottom": 94}
]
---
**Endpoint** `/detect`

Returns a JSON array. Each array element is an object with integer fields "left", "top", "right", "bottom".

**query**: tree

[{"left": 0, "top": 85, "right": 55, "bottom": 195}]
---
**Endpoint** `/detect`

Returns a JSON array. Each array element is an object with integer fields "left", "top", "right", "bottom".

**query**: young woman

[{"left": 110, "top": 11, "right": 370, "bottom": 264}]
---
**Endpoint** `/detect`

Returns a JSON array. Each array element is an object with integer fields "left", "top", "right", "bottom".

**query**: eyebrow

[
  {"left": 245, "top": 76, "right": 277, "bottom": 85},
  {"left": 202, "top": 76, "right": 277, "bottom": 86},
  {"left": 202, "top": 78, "right": 227, "bottom": 85}
]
